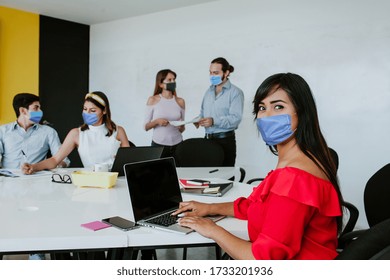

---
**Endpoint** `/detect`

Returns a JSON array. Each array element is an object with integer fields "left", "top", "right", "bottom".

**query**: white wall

[{"left": 90, "top": 0, "right": 390, "bottom": 228}]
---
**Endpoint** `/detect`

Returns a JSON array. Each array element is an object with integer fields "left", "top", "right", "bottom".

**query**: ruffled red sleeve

[{"left": 234, "top": 171, "right": 273, "bottom": 220}]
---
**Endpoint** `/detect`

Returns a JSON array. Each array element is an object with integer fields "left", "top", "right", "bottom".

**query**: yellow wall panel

[{"left": 0, "top": 6, "right": 39, "bottom": 124}]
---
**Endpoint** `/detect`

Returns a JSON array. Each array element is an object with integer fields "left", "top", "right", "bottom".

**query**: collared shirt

[
  {"left": 200, "top": 79, "right": 244, "bottom": 134},
  {"left": 0, "top": 121, "right": 70, "bottom": 168}
]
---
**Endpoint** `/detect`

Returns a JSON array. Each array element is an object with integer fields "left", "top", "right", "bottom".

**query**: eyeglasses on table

[{"left": 51, "top": 173, "right": 72, "bottom": 184}]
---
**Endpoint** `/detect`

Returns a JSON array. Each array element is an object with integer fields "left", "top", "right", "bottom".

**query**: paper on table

[
  {"left": 202, "top": 187, "right": 220, "bottom": 194},
  {"left": 179, "top": 179, "right": 209, "bottom": 188},
  {"left": 0, "top": 169, "right": 53, "bottom": 178},
  {"left": 169, "top": 116, "right": 201, "bottom": 127},
  {"left": 0, "top": 169, "right": 20, "bottom": 177}
]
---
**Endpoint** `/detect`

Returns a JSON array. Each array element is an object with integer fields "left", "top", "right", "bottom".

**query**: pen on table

[
  {"left": 209, "top": 168, "right": 219, "bottom": 173},
  {"left": 21, "top": 150, "right": 27, "bottom": 163}
]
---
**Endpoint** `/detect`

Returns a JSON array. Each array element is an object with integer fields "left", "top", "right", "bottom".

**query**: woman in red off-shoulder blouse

[{"left": 173, "top": 73, "right": 343, "bottom": 260}]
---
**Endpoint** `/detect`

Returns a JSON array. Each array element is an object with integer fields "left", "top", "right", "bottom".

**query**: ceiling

[{"left": 0, "top": 0, "right": 219, "bottom": 25}]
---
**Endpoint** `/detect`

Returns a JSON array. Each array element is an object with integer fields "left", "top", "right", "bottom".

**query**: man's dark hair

[{"left": 12, "top": 93, "right": 40, "bottom": 117}]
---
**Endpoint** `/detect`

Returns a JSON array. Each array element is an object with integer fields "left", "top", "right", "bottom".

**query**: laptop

[
  {"left": 123, "top": 157, "right": 224, "bottom": 234},
  {"left": 111, "top": 146, "right": 164, "bottom": 176}
]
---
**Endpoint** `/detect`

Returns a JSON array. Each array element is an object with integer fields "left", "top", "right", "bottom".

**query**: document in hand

[{"left": 179, "top": 179, "right": 210, "bottom": 188}]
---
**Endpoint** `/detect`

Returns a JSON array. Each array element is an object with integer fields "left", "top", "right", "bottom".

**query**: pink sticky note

[{"left": 81, "top": 221, "right": 111, "bottom": 231}]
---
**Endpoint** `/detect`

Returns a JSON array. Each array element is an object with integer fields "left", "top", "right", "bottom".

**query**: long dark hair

[
  {"left": 80, "top": 91, "right": 117, "bottom": 136},
  {"left": 253, "top": 73, "right": 344, "bottom": 233},
  {"left": 153, "top": 69, "right": 177, "bottom": 96}
]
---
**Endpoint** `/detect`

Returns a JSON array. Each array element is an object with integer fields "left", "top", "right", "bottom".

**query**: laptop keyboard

[{"left": 146, "top": 211, "right": 177, "bottom": 227}]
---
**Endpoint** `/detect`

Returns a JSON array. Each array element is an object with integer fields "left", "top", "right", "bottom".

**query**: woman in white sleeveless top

[
  {"left": 22, "top": 91, "right": 129, "bottom": 174},
  {"left": 144, "top": 69, "right": 185, "bottom": 158}
]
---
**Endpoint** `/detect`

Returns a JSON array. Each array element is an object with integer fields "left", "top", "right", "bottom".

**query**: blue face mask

[
  {"left": 256, "top": 114, "right": 295, "bottom": 146},
  {"left": 82, "top": 112, "right": 99, "bottom": 125},
  {"left": 29, "top": 111, "right": 43, "bottom": 123},
  {"left": 210, "top": 75, "right": 223, "bottom": 86}
]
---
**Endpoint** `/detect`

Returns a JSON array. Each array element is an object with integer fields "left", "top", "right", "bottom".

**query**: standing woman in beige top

[{"left": 144, "top": 69, "right": 185, "bottom": 158}]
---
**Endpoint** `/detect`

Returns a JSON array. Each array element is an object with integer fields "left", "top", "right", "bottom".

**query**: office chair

[
  {"left": 339, "top": 163, "right": 390, "bottom": 248},
  {"left": 237, "top": 167, "right": 246, "bottom": 183},
  {"left": 362, "top": 163, "right": 390, "bottom": 227},
  {"left": 322, "top": 148, "right": 359, "bottom": 244},
  {"left": 328, "top": 147, "right": 339, "bottom": 170},
  {"left": 338, "top": 202, "right": 359, "bottom": 246},
  {"left": 336, "top": 218, "right": 390, "bottom": 260},
  {"left": 174, "top": 138, "right": 224, "bottom": 167},
  {"left": 246, "top": 177, "right": 265, "bottom": 185},
  {"left": 128, "top": 139, "right": 136, "bottom": 147},
  {"left": 174, "top": 138, "right": 246, "bottom": 182}
]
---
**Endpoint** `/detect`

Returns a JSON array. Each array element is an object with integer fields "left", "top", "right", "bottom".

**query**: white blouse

[{"left": 78, "top": 124, "right": 120, "bottom": 169}]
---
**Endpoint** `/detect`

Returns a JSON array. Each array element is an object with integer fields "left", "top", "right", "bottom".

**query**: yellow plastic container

[{"left": 71, "top": 171, "right": 118, "bottom": 188}]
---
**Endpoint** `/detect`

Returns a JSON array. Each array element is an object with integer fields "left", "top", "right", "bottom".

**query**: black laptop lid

[
  {"left": 124, "top": 157, "right": 183, "bottom": 222},
  {"left": 111, "top": 146, "right": 164, "bottom": 176}
]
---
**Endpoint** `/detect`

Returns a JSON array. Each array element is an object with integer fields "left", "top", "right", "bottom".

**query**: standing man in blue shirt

[
  {"left": 0, "top": 93, "right": 69, "bottom": 169},
  {"left": 196, "top": 57, "right": 244, "bottom": 166}
]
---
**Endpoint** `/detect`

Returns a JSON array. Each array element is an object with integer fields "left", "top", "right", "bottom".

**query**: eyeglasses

[{"left": 51, "top": 174, "right": 72, "bottom": 184}]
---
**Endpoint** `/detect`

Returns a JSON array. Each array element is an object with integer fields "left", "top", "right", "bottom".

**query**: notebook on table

[
  {"left": 123, "top": 157, "right": 224, "bottom": 234},
  {"left": 111, "top": 146, "right": 164, "bottom": 176},
  {"left": 180, "top": 182, "right": 233, "bottom": 197}
]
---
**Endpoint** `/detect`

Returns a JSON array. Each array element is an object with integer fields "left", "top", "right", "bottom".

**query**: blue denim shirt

[
  {"left": 0, "top": 121, "right": 70, "bottom": 168},
  {"left": 200, "top": 80, "right": 244, "bottom": 134}
]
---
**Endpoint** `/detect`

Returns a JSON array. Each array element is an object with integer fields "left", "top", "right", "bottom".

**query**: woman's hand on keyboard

[
  {"left": 172, "top": 201, "right": 210, "bottom": 218},
  {"left": 177, "top": 216, "right": 220, "bottom": 238}
]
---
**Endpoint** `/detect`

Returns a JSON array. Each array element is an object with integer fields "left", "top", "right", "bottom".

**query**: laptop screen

[
  {"left": 124, "top": 157, "right": 183, "bottom": 222},
  {"left": 111, "top": 146, "right": 164, "bottom": 176}
]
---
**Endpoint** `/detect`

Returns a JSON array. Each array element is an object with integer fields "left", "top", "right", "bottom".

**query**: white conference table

[
  {"left": 0, "top": 173, "right": 129, "bottom": 254},
  {"left": 0, "top": 167, "right": 252, "bottom": 258}
]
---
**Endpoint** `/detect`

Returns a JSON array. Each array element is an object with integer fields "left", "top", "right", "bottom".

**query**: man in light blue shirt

[
  {"left": 0, "top": 93, "right": 69, "bottom": 260},
  {"left": 0, "top": 93, "right": 69, "bottom": 169},
  {"left": 197, "top": 57, "right": 244, "bottom": 166}
]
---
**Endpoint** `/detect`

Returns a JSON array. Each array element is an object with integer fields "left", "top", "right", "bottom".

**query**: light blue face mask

[
  {"left": 29, "top": 111, "right": 43, "bottom": 123},
  {"left": 256, "top": 114, "right": 295, "bottom": 146},
  {"left": 210, "top": 75, "right": 223, "bottom": 86},
  {"left": 82, "top": 112, "right": 99, "bottom": 125}
]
